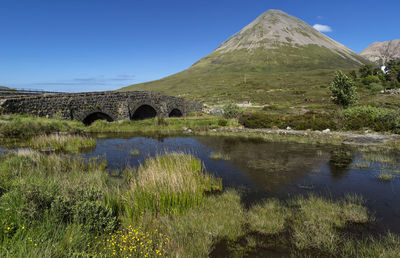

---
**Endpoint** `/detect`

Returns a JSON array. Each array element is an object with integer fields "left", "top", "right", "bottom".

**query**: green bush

[
  {"left": 217, "top": 119, "right": 228, "bottom": 127},
  {"left": 73, "top": 200, "right": 117, "bottom": 234},
  {"left": 368, "top": 83, "right": 384, "bottom": 94},
  {"left": 239, "top": 112, "right": 338, "bottom": 130},
  {"left": 329, "top": 71, "right": 357, "bottom": 108},
  {"left": 22, "top": 183, "right": 58, "bottom": 220},
  {"left": 239, "top": 112, "right": 283, "bottom": 129},
  {"left": 223, "top": 103, "right": 243, "bottom": 119},
  {"left": 362, "top": 75, "right": 381, "bottom": 85},
  {"left": 284, "top": 112, "right": 338, "bottom": 130},
  {"left": 343, "top": 106, "right": 400, "bottom": 132}
]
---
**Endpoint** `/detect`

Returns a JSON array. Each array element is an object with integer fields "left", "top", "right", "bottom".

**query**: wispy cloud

[
  {"left": 33, "top": 82, "right": 107, "bottom": 86},
  {"left": 74, "top": 77, "right": 99, "bottom": 82},
  {"left": 110, "top": 74, "right": 136, "bottom": 81},
  {"left": 317, "top": 16, "right": 323, "bottom": 20},
  {"left": 313, "top": 24, "right": 332, "bottom": 32},
  {"left": 118, "top": 73, "right": 135, "bottom": 78},
  {"left": 28, "top": 73, "right": 135, "bottom": 92}
]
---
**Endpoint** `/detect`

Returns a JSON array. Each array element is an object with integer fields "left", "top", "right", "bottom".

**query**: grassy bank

[
  {"left": 85, "top": 116, "right": 238, "bottom": 134},
  {"left": 0, "top": 114, "right": 84, "bottom": 137},
  {"left": 0, "top": 151, "right": 398, "bottom": 257},
  {"left": 0, "top": 114, "right": 238, "bottom": 136},
  {"left": 239, "top": 105, "right": 400, "bottom": 133}
]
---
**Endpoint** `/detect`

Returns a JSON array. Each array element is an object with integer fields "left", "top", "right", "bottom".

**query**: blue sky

[{"left": 0, "top": 0, "right": 399, "bottom": 92}]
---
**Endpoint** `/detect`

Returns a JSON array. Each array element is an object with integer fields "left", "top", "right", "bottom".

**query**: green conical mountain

[{"left": 121, "top": 10, "right": 369, "bottom": 104}]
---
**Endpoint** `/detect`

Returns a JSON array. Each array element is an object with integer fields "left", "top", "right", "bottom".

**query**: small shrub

[
  {"left": 362, "top": 75, "right": 381, "bottom": 85},
  {"left": 22, "top": 183, "right": 58, "bottom": 220},
  {"left": 217, "top": 119, "right": 228, "bottom": 127},
  {"left": 284, "top": 112, "right": 338, "bottom": 131},
  {"left": 73, "top": 200, "right": 117, "bottom": 234},
  {"left": 239, "top": 112, "right": 283, "bottom": 129},
  {"left": 223, "top": 103, "right": 243, "bottom": 119},
  {"left": 50, "top": 195, "right": 74, "bottom": 223},
  {"left": 368, "top": 83, "right": 384, "bottom": 94}
]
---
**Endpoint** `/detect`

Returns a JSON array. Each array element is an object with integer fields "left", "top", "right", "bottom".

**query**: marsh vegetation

[
  {"left": 1, "top": 150, "right": 399, "bottom": 257},
  {"left": 1, "top": 115, "right": 400, "bottom": 256}
]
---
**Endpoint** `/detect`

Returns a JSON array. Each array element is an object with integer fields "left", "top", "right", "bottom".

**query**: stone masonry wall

[{"left": 0, "top": 91, "right": 203, "bottom": 122}]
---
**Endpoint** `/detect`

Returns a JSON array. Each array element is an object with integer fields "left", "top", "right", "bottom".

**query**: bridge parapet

[{"left": 0, "top": 91, "right": 203, "bottom": 124}]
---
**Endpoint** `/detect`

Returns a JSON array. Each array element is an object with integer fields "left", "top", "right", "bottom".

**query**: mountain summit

[
  {"left": 360, "top": 39, "right": 400, "bottom": 65},
  {"left": 121, "top": 10, "right": 369, "bottom": 103},
  {"left": 215, "top": 9, "right": 360, "bottom": 62}
]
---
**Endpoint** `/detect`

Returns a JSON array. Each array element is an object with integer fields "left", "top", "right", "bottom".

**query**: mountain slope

[
  {"left": 360, "top": 39, "right": 400, "bottom": 65},
  {"left": 121, "top": 10, "right": 369, "bottom": 104}
]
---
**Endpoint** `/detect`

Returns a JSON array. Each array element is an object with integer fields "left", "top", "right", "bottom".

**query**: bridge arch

[
  {"left": 168, "top": 108, "right": 183, "bottom": 117},
  {"left": 131, "top": 104, "right": 157, "bottom": 120},
  {"left": 82, "top": 112, "right": 114, "bottom": 125}
]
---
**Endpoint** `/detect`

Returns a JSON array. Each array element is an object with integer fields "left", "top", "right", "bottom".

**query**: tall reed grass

[{"left": 125, "top": 153, "right": 222, "bottom": 219}]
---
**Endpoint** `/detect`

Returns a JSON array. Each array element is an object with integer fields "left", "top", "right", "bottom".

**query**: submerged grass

[
  {"left": 209, "top": 152, "right": 230, "bottom": 161},
  {"left": 289, "top": 194, "right": 369, "bottom": 253},
  {"left": 247, "top": 199, "right": 287, "bottom": 235},
  {"left": 156, "top": 190, "right": 245, "bottom": 257},
  {"left": 377, "top": 172, "right": 394, "bottom": 182},
  {"left": 130, "top": 149, "right": 140, "bottom": 156}
]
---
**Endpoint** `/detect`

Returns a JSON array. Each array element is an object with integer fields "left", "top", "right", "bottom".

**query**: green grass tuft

[
  {"left": 29, "top": 134, "right": 96, "bottom": 153},
  {"left": 125, "top": 153, "right": 222, "bottom": 219}
]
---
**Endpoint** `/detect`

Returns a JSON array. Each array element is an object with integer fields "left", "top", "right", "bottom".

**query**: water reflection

[
  {"left": 328, "top": 147, "right": 353, "bottom": 179},
  {"left": 83, "top": 134, "right": 400, "bottom": 234}
]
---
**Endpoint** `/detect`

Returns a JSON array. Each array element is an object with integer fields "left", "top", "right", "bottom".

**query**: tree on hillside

[
  {"left": 359, "top": 64, "right": 375, "bottom": 78},
  {"left": 329, "top": 71, "right": 357, "bottom": 108},
  {"left": 349, "top": 70, "right": 357, "bottom": 81},
  {"left": 385, "top": 60, "right": 400, "bottom": 87}
]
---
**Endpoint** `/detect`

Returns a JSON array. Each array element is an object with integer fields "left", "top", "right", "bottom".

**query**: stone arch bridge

[{"left": 0, "top": 91, "right": 203, "bottom": 125}]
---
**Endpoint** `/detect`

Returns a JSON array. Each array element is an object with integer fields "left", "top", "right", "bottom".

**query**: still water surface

[{"left": 84, "top": 134, "right": 400, "bottom": 234}]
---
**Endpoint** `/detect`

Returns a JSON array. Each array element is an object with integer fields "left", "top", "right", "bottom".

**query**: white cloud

[{"left": 313, "top": 24, "right": 332, "bottom": 32}]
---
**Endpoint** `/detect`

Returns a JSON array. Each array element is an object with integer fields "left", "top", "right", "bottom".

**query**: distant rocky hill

[
  {"left": 360, "top": 39, "right": 400, "bottom": 65},
  {"left": 121, "top": 9, "right": 369, "bottom": 103}
]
